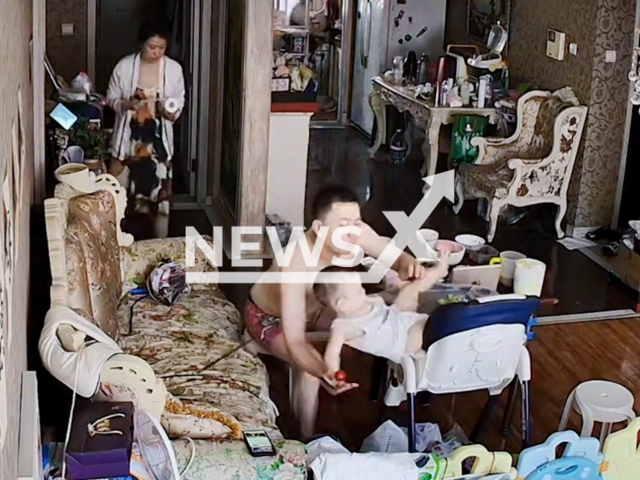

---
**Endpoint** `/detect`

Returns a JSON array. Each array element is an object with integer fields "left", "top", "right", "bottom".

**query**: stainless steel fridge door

[{"left": 351, "top": 0, "right": 389, "bottom": 136}]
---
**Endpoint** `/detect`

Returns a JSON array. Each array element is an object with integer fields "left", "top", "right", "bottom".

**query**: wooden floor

[{"left": 264, "top": 317, "right": 640, "bottom": 453}]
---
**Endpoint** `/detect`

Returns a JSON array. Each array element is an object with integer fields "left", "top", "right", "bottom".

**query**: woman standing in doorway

[{"left": 107, "top": 22, "right": 185, "bottom": 239}]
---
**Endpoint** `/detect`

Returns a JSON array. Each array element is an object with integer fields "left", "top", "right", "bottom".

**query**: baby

[{"left": 315, "top": 254, "right": 450, "bottom": 374}]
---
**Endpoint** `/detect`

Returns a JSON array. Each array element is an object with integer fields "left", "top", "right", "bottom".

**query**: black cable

[
  {"left": 160, "top": 336, "right": 257, "bottom": 380},
  {"left": 128, "top": 294, "right": 148, "bottom": 335}
]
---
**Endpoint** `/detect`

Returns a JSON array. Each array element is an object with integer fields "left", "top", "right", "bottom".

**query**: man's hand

[
  {"left": 396, "top": 254, "right": 427, "bottom": 281},
  {"left": 321, "top": 371, "right": 359, "bottom": 396}
]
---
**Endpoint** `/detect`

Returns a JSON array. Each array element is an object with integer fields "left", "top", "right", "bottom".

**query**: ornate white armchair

[{"left": 453, "top": 89, "right": 588, "bottom": 242}]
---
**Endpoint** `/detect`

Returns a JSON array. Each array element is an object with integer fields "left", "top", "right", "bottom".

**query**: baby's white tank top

[{"left": 333, "top": 297, "right": 427, "bottom": 363}]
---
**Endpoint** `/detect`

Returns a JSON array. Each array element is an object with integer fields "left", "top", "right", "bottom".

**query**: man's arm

[
  {"left": 356, "top": 222, "right": 425, "bottom": 280},
  {"left": 281, "top": 280, "right": 328, "bottom": 379},
  {"left": 324, "top": 327, "right": 345, "bottom": 373}
]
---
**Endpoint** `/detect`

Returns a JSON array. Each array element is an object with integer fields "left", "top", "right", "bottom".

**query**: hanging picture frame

[{"left": 467, "top": 0, "right": 511, "bottom": 44}]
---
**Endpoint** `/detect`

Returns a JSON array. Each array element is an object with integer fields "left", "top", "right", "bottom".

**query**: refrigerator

[{"left": 351, "top": 0, "right": 447, "bottom": 136}]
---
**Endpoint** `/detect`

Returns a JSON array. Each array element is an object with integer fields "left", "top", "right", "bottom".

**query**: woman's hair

[{"left": 138, "top": 21, "right": 171, "bottom": 44}]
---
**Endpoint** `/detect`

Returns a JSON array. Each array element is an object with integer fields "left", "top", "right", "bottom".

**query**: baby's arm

[
  {"left": 324, "top": 326, "right": 347, "bottom": 373},
  {"left": 394, "top": 253, "right": 450, "bottom": 311}
]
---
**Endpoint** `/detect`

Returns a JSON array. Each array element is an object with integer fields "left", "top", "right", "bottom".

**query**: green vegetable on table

[{"left": 437, "top": 294, "right": 466, "bottom": 305}]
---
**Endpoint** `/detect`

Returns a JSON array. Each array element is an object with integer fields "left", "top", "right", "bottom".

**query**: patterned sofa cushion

[
  {"left": 115, "top": 284, "right": 308, "bottom": 478},
  {"left": 116, "top": 290, "right": 280, "bottom": 432},
  {"left": 120, "top": 236, "right": 219, "bottom": 293},
  {"left": 66, "top": 191, "right": 123, "bottom": 337}
]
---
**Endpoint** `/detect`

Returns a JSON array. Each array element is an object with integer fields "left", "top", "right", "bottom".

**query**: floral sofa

[{"left": 40, "top": 176, "right": 307, "bottom": 480}]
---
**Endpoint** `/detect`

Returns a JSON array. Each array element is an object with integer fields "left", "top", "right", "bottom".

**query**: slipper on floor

[
  {"left": 602, "top": 242, "right": 619, "bottom": 257},
  {"left": 587, "top": 227, "right": 621, "bottom": 242}
]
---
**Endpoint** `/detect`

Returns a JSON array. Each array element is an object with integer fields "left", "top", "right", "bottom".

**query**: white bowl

[
  {"left": 455, "top": 234, "right": 486, "bottom": 251},
  {"left": 417, "top": 228, "right": 439, "bottom": 243},
  {"left": 429, "top": 240, "right": 466, "bottom": 266}
]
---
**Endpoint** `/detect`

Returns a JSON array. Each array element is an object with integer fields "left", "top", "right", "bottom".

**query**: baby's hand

[
  {"left": 435, "top": 251, "right": 451, "bottom": 278},
  {"left": 415, "top": 253, "right": 450, "bottom": 291}
]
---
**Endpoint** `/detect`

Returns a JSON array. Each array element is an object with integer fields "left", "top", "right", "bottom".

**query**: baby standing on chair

[{"left": 317, "top": 252, "right": 450, "bottom": 373}]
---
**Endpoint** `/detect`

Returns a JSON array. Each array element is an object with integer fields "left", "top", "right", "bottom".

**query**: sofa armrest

[
  {"left": 39, "top": 306, "right": 123, "bottom": 398},
  {"left": 57, "top": 324, "right": 88, "bottom": 351},
  {"left": 120, "top": 235, "right": 217, "bottom": 292},
  {"left": 471, "top": 135, "right": 523, "bottom": 166},
  {"left": 94, "top": 354, "right": 168, "bottom": 419}
]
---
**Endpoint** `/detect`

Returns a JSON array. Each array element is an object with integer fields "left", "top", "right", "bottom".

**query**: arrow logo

[
  {"left": 358, "top": 169, "right": 455, "bottom": 284},
  {"left": 186, "top": 169, "right": 456, "bottom": 284}
]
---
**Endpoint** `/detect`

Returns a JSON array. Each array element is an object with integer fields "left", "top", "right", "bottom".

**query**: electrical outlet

[{"left": 605, "top": 50, "right": 617, "bottom": 63}]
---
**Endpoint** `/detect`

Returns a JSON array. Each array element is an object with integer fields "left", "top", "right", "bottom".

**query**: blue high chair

[{"left": 389, "top": 294, "right": 540, "bottom": 452}]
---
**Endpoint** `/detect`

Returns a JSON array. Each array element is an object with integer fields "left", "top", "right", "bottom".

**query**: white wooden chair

[{"left": 453, "top": 88, "right": 588, "bottom": 242}]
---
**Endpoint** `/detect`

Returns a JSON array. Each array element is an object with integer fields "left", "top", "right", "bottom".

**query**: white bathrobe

[{"left": 107, "top": 53, "right": 185, "bottom": 161}]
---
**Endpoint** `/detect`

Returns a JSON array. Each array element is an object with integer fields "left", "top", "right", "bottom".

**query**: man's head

[
  {"left": 313, "top": 266, "right": 367, "bottom": 317},
  {"left": 310, "top": 184, "right": 361, "bottom": 257}
]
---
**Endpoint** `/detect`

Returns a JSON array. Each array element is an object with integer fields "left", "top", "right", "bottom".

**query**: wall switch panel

[{"left": 61, "top": 23, "right": 74, "bottom": 36}]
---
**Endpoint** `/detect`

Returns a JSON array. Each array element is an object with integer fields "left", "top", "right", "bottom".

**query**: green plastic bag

[{"left": 451, "top": 115, "right": 489, "bottom": 164}]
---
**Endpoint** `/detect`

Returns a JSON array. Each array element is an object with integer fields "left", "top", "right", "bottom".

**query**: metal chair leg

[
  {"left": 521, "top": 380, "right": 531, "bottom": 447},
  {"left": 407, "top": 392, "right": 417, "bottom": 453},
  {"left": 470, "top": 393, "right": 499, "bottom": 442},
  {"left": 500, "top": 380, "right": 518, "bottom": 438},
  {"left": 371, "top": 356, "right": 388, "bottom": 401}
]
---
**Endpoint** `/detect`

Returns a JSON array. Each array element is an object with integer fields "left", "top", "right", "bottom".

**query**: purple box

[{"left": 65, "top": 402, "right": 134, "bottom": 480}]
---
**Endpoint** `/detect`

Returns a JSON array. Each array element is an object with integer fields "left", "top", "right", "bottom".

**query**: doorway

[{"left": 91, "top": 0, "right": 211, "bottom": 199}]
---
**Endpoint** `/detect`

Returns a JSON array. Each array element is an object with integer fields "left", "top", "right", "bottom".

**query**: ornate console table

[{"left": 369, "top": 76, "right": 499, "bottom": 179}]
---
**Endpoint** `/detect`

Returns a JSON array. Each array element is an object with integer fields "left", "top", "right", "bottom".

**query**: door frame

[
  {"left": 309, "top": 0, "right": 356, "bottom": 128},
  {"left": 86, "top": 0, "right": 212, "bottom": 204},
  {"left": 338, "top": 0, "right": 357, "bottom": 126},
  {"left": 612, "top": 0, "right": 640, "bottom": 228},
  {"left": 33, "top": 0, "right": 47, "bottom": 204}
]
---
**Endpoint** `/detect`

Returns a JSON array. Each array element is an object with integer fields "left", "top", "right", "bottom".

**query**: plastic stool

[{"left": 559, "top": 380, "right": 636, "bottom": 446}]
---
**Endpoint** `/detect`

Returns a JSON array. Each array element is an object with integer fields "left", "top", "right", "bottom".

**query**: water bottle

[
  {"left": 417, "top": 53, "right": 429, "bottom": 85},
  {"left": 393, "top": 56, "right": 404, "bottom": 84},
  {"left": 389, "top": 128, "right": 408, "bottom": 164}
]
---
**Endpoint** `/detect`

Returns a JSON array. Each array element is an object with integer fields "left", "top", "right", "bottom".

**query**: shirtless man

[{"left": 246, "top": 185, "right": 427, "bottom": 438}]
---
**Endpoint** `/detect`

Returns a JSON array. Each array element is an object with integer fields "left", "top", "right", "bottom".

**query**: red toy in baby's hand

[{"left": 334, "top": 370, "right": 348, "bottom": 382}]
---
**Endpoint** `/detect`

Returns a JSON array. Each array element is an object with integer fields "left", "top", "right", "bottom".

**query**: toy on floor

[
  {"left": 444, "top": 444, "right": 516, "bottom": 479},
  {"left": 601, "top": 418, "right": 640, "bottom": 480},
  {"left": 516, "top": 431, "right": 602, "bottom": 480}
]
